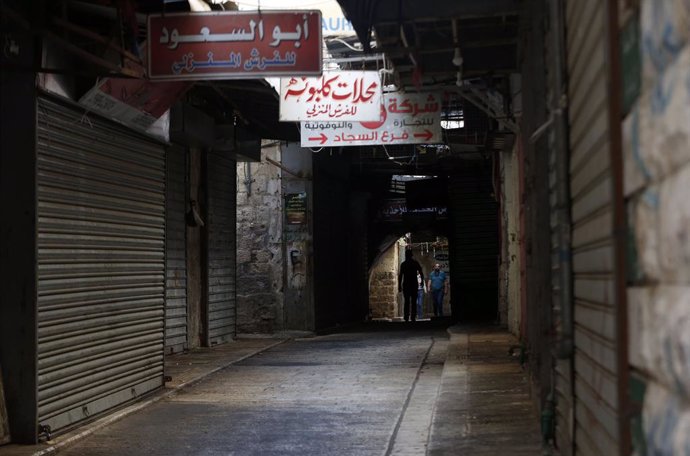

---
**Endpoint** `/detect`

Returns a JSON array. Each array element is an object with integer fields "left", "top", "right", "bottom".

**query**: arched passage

[
  {"left": 360, "top": 161, "right": 499, "bottom": 324},
  {"left": 368, "top": 232, "right": 452, "bottom": 320}
]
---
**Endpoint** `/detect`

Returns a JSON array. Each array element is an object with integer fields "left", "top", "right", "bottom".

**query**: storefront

[{"left": 35, "top": 94, "right": 167, "bottom": 434}]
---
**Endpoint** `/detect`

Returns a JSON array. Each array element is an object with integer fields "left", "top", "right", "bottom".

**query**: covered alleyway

[
  {"left": 3, "top": 0, "right": 688, "bottom": 453},
  {"left": 0, "top": 323, "right": 541, "bottom": 456}
]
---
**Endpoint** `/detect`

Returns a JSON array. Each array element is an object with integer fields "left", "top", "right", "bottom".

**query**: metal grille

[
  {"left": 165, "top": 146, "right": 187, "bottom": 354},
  {"left": 36, "top": 96, "right": 165, "bottom": 433},
  {"left": 206, "top": 149, "right": 236, "bottom": 344},
  {"left": 565, "top": 1, "right": 619, "bottom": 454}
]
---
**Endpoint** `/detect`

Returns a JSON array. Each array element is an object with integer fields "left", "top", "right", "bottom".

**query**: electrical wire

[
  {"left": 382, "top": 144, "right": 417, "bottom": 167},
  {"left": 329, "top": 37, "right": 364, "bottom": 52}
]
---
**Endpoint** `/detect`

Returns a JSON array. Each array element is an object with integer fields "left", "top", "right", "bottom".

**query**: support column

[{"left": 0, "top": 6, "right": 38, "bottom": 442}]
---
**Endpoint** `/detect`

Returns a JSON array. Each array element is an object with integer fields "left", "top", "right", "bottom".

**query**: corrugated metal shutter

[
  {"left": 447, "top": 164, "right": 499, "bottom": 320},
  {"left": 206, "top": 149, "right": 236, "bottom": 344},
  {"left": 36, "top": 96, "right": 165, "bottom": 433},
  {"left": 165, "top": 146, "right": 187, "bottom": 354},
  {"left": 550, "top": 135, "right": 575, "bottom": 453},
  {"left": 565, "top": 1, "right": 619, "bottom": 455}
]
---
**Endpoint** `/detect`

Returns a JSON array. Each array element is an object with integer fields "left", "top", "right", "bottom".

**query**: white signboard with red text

[
  {"left": 300, "top": 92, "right": 442, "bottom": 147},
  {"left": 279, "top": 71, "right": 381, "bottom": 121}
]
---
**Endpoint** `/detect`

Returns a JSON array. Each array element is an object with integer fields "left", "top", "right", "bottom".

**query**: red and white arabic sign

[
  {"left": 301, "top": 92, "right": 442, "bottom": 147},
  {"left": 279, "top": 71, "right": 382, "bottom": 121},
  {"left": 148, "top": 10, "right": 322, "bottom": 80}
]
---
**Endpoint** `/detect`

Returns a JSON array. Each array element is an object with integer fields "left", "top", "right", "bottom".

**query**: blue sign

[{"left": 322, "top": 16, "right": 354, "bottom": 34}]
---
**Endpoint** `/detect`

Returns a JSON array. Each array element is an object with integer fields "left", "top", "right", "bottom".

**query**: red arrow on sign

[
  {"left": 308, "top": 133, "right": 328, "bottom": 145},
  {"left": 413, "top": 129, "right": 433, "bottom": 141}
]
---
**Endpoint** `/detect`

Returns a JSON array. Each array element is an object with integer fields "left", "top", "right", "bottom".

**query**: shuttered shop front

[
  {"left": 565, "top": 1, "right": 621, "bottom": 455},
  {"left": 36, "top": 96, "right": 166, "bottom": 433},
  {"left": 206, "top": 149, "right": 237, "bottom": 344},
  {"left": 165, "top": 145, "right": 188, "bottom": 354}
]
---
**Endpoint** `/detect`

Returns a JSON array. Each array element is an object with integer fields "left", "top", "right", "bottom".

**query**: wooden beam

[
  {"left": 52, "top": 16, "right": 143, "bottom": 64},
  {"left": 0, "top": 4, "right": 143, "bottom": 78}
]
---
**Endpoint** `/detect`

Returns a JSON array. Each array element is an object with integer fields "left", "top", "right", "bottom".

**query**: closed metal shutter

[
  {"left": 565, "top": 1, "right": 619, "bottom": 454},
  {"left": 36, "top": 96, "right": 165, "bottom": 433},
  {"left": 447, "top": 164, "right": 499, "bottom": 320},
  {"left": 206, "top": 149, "right": 236, "bottom": 344},
  {"left": 165, "top": 146, "right": 187, "bottom": 354}
]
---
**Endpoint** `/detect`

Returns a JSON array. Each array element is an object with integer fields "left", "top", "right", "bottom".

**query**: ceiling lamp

[{"left": 452, "top": 47, "right": 463, "bottom": 67}]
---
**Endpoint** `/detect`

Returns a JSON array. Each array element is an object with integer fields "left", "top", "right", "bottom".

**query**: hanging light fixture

[
  {"left": 452, "top": 47, "right": 463, "bottom": 67},
  {"left": 451, "top": 19, "right": 463, "bottom": 67}
]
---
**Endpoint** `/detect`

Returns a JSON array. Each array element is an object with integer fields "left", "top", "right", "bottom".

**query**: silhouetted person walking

[{"left": 398, "top": 249, "right": 424, "bottom": 322}]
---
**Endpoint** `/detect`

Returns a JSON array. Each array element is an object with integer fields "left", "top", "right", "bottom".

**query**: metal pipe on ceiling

[{"left": 399, "top": 25, "right": 418, "bottom": 68}]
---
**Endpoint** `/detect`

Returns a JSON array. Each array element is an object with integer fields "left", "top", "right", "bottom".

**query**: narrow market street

[
  {"left": 43, "top": 323, "right": 542, "bottom": 456},
  {"left": 0, "top": 0, "right": 687, "bottom": 454}
]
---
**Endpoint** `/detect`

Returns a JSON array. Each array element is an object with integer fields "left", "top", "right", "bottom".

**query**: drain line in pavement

[{"left": 383, "top": 337, "right": 437, "bottom": 456}]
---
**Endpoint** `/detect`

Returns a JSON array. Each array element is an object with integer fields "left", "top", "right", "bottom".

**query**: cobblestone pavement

[{"left": 59, "top": 323, "right": 448, "bottom": 456}]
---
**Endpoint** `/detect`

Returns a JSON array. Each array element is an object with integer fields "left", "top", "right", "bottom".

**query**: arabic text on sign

[
  {"left": 304, "top": 121, "right": 354, "bottom": 130},
  {"left": 329, "top": 130, "right": 413, "bottom": 143},
  {"left": 284, "top": 75, "right": 379, "bottom": 105},
  {"left": 279, "top": 71, "right": 382, "bottom": 122},
  {"left": 159, "top": 16, "right": 310, "bottom": 49},
  {"left": 148, "top": 11, "right": 322, "bottom": 80},
  {"left": 169, "top": 49, "right": 298, "bottom": 75},
  {"left": 387, "top": 95, "right": 440, "bottom": 116},
  {"left": 305, "top": 128, "right": 434, "bottom": 146}
]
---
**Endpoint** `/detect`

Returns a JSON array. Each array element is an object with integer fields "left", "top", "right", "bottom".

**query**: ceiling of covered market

[
  {"left": 335, "top": 0, "right": 519, "bottom": 84},
  {"left": 329, "top": 0, "right": 520, "bottom": 175},
  {"left": 11, "top": 0, "right": 519, "bottom": 164}
]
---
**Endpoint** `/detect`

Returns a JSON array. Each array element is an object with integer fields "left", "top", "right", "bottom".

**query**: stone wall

[
  {"left": 281, "top": 143, "right": 314, "bottom": 332},
  {"left": 500, "top": 146, "right": 521, "bottom": 335},
  {"left": 236, "top": 143, "right": 284, "bottom": 334},
  {"left": 369, "top": 242, "right": 399, "bottom": 319},
  {"left": 624, "top": 1, "right": 690, "bottom": 452}
]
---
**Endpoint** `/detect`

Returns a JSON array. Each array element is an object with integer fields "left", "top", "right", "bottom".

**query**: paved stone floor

[
  {"left": 428, "top": 326, "right": 543, "bottom": 455},
  {"left": 0, "top": 322, "right": 544, "bottom": 456},
  {"left": 59, "top": 323, "right": 448, "bottom": 456}
]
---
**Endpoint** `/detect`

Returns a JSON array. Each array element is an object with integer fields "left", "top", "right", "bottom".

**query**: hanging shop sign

[
  {"left": 279, "top": 71, "right": 382, "bottom": 121},
  {"left": 300, "top": 92, "right": 442, "bottom": 147},
  {"left": 286, "top": 193, "right": 308, "bottom": 225},
  {"left": 148, "top": 10, "right": 322, "bottom": 80},
  {"left": 378, "top": 198, "right": 448, "bottom": 222},
  {"left": 79, "top": 78, "right": 190, "bottom": 132}
]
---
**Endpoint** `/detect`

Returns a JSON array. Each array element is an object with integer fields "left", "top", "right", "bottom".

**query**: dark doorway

[{"left": 447, "top": 164, "right": 500, "bottom": 322}]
